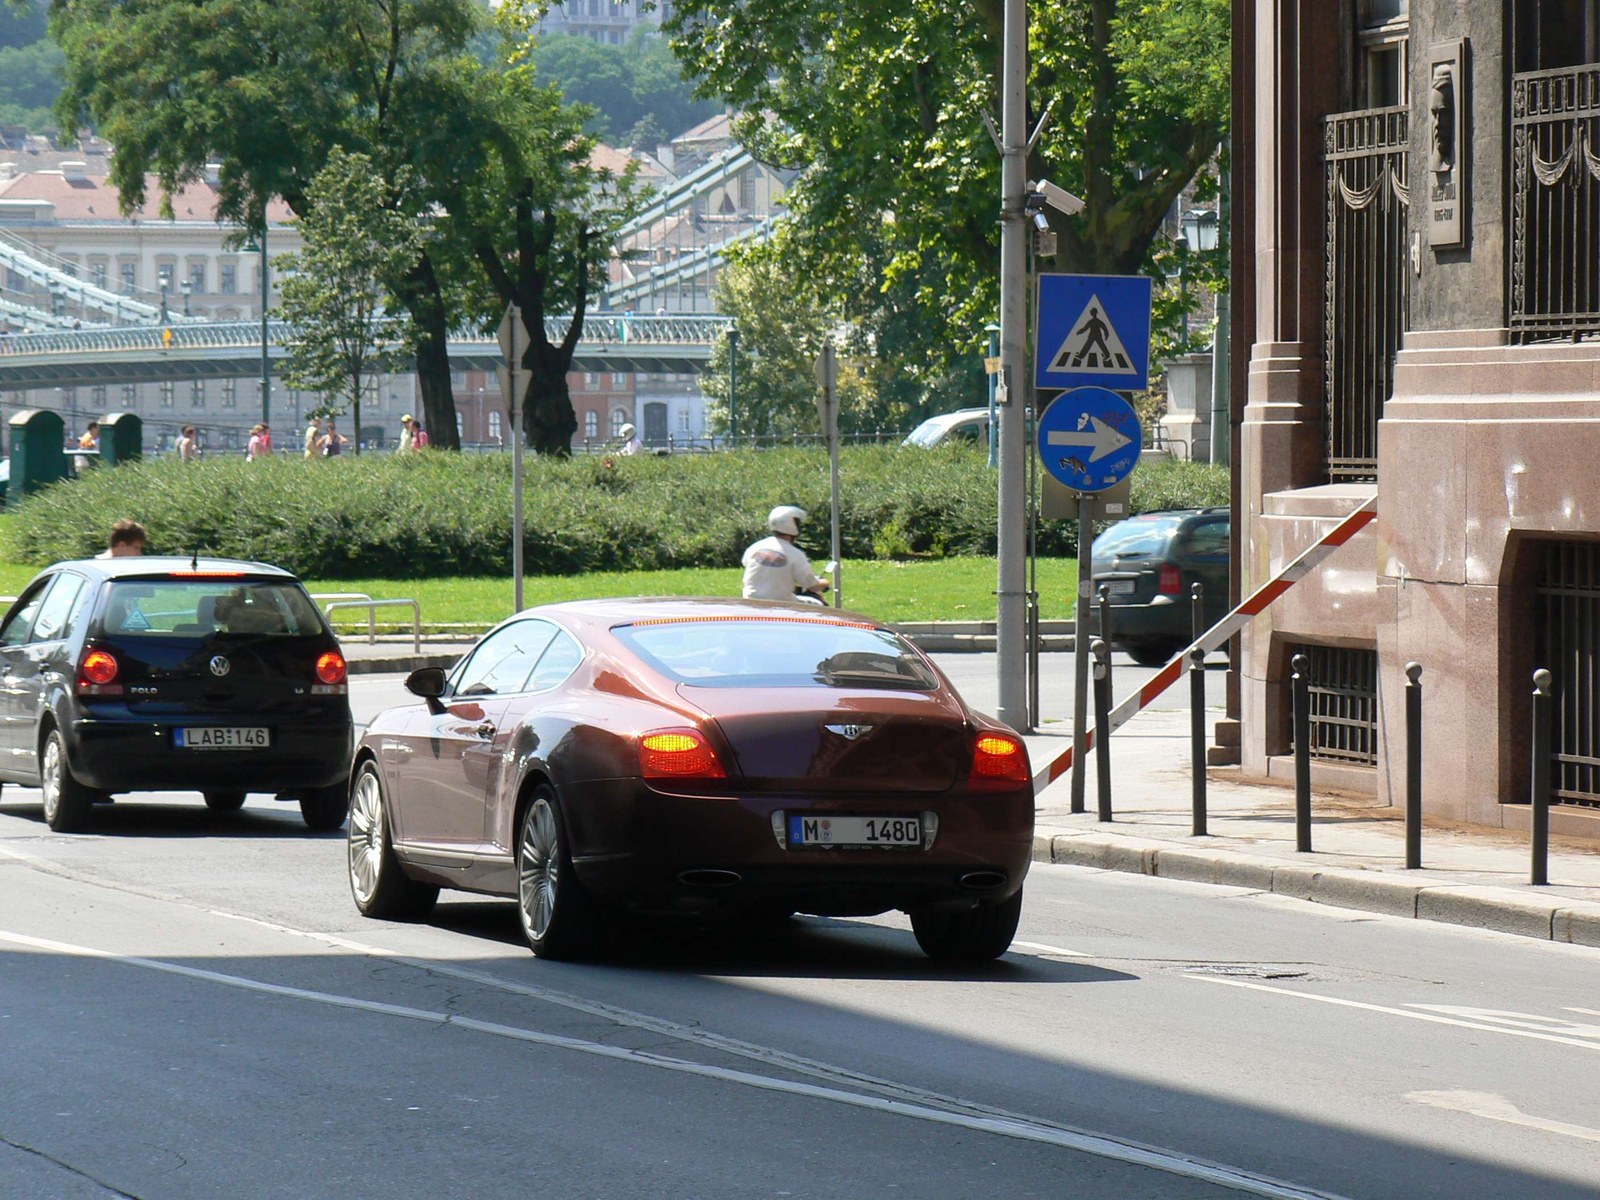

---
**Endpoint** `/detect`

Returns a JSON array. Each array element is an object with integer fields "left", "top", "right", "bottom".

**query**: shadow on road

[
  {"left": 424, "top": 898, "right": 1136, "bottom": 985},
  {"left": 0, "top": 797, "right": 338, "bottom": 839}
]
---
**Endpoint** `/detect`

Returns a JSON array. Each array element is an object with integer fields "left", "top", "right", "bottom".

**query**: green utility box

[
  {"left": 8, "top": 409, "right": 67, "bottom": 505},
  {"left": 100, "top": 412, "right": 143, "bottom": 466}
]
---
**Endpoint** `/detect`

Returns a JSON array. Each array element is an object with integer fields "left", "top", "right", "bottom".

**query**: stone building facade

[{"left": 1236, "top": 1, "right": 1600, "bottom": 837}]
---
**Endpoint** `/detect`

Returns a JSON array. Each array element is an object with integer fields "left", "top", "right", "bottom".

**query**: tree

[
  {"left": 530, "top": 30, "right": 717, "bottom": 144},
  {"left": 45, "top": 0, "right": 488, "bottom": 449},
  {"left": 664, "top": 0, "right": 1230, "bottom": 370},
  {"left": 276, "top": 149, "right": 420, "bottom": 453},
  {"left": 438, "top": 45, "right": 642, "bottom": 456}
]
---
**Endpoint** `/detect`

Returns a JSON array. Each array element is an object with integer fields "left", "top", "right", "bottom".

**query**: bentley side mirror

[{"left": 406, "top": 666, "right": 448, "bottom": 713}]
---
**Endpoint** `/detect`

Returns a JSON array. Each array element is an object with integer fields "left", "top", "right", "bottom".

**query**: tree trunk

[
  {"left": 350, "top": 373, "right": 363, "bottom": 454},
  {"left": 522, "top": 352, "right": 576, "bottom": 456},
  {"left": 401, "top": 251, "right": 459, "bottom": 450}
]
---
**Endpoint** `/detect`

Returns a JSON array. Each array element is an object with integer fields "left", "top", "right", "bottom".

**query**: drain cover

[{"left": 1184, "top": 963, "right": 1311, "bottom": 981}]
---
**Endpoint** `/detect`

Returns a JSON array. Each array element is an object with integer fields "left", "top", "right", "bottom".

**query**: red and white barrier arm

[{"left": 1032, "top": 497, "right": 1378, "bottom": 795}]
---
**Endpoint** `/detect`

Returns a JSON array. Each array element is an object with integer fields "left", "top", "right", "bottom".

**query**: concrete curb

[
  {"left": 345, "top": 653, "right": 461, "bottom": 676},
  {"left": 1032, "top": 831, "right": 1600, "bottom": 948}
]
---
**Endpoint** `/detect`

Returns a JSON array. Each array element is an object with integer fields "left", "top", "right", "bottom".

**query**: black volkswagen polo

[{"left": 0, "top": 557, "right": 353, "bottom": 832}]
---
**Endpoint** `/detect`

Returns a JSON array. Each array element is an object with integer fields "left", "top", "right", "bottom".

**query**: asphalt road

[{"left": 0, "top": 670, "right": 1594, "bottom": 1199}]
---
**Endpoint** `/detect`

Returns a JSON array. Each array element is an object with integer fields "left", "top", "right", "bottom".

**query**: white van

[{"left": 902, "top": 408, "right": 991, "bottom": 448}]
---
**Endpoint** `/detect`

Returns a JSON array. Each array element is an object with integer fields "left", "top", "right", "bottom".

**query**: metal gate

[
  {"left": 1537, "top": 541, "right": 1600, "bottom": 807},
  {"left": 1292, "top": 645, "right": 1380, "bottom": 766},
  {"left": 1323, "top": 107, "right": 1410, "bottom": 482}
]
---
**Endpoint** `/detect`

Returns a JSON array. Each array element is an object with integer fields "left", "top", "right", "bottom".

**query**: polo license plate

[
  {"left": 788, "top": 814, "right": 922, "bottom": 848},
  {"left": 1104, "top": 580, "right": 1136, "bottom": 596},
  {"left": 174, "top": 727, "right": 270, "bottom": 750}
]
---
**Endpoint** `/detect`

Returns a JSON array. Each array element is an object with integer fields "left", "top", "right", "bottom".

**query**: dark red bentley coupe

[{"left": 347, "top": 598, "right": 1034, "bottom": 961}]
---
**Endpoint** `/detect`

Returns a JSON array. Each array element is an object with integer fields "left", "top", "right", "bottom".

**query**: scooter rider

[{"left": 742, "top": 506, "right": 831, "bottom": 602}]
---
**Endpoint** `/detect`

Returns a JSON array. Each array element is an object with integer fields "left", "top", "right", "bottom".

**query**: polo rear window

[{"left": 99, "top": 580, "right": 324, "bottom": 637}]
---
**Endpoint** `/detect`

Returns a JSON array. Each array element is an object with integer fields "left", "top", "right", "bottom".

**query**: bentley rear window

[
  {"left": 615, "top": 618, "right": 938, "bottom": 690},
  {"left": 100, "top": 580, "right": 324, "bottom": 637}
]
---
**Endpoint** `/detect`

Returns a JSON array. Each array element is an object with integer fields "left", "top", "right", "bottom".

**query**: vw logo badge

[
  {"left": 824, "top": 723, "right": 871, "bottom": 741},
  {"left": 208, "top": 655, "right": 231, "bottom": 678}
]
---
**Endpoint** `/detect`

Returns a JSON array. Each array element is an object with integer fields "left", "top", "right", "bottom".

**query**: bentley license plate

[
  {"left": 174, "top": 727, "right": 270, "bottom": 750},
  {"left": 788, "top": 815, "right": 921, "bottom": 848}
]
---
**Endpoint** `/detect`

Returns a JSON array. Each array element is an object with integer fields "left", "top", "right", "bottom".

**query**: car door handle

[{"left": 476, "top": 723, "right": 496, "bottom": 739}]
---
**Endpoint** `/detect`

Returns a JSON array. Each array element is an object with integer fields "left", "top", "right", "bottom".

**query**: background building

[
  {"left": 0, "top": 163, "right": 416, "bottom": 451},
  {"left": 1237, "top": 0, "right": 1600, "bottom": 837},
  {"left": 535, "top": 0, "right": 666, "bottom": 45}
]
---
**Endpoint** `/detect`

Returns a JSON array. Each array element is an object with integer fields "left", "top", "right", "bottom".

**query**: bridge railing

[{"left": 0, "top": 315, "right": 733, "bottom": 357}]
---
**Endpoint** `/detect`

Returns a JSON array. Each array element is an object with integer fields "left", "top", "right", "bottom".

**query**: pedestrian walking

[
  {"left": 95, "top": 519, "right": 147, "bottom": 559},
  {"left": 399, "top": 413, "right": 419, "bottom": 454},
  {"left": 304, "top": 415, "right": 323, "bottom": 459},
  {"left": 319, "top": 420, "right": 350, "bottom": 458},
  {"left": 176, "top": 426, "right": 200, "bottom": 462},
  {"left": 411, "top": 421, "right": 429, "bottom": 449},
  {"left": 618, "top": 422, "right": 643, "bottom": 456},
  {"left": 247, "top": 423, "right": 272, "bottom": 461}
]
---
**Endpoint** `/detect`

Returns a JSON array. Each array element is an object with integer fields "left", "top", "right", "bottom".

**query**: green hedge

[{"left": 4, "top": 447, "right": 1229, "bottom": 578}]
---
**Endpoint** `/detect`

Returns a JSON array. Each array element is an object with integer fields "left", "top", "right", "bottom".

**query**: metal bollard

[
  {"left": 1531, "top": 668, "right": 1553, "bottom": 886},
  {"left": 1092, "top": 639, "right": 1113, "bottom": 822},
  {"left": 1292, "top": 652, "right": 1312, "bottom": 852},
  {"left": 1404, "top": 662, "right": 1423, "bottom": 870},
  {"left": 1097, "top": 583, "right": 1114, "bottom": 662},
  {"left": 1190, "top": 646, "right": 1207, "bottom": 836},
  {"left": 1190, "top": 582, "right": 1205, "bottom": 655}
]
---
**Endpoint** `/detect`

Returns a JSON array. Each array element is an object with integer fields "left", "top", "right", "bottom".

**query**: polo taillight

[
  {"left": 316, "top": 651, "right": 347, "bottom": 685},
  {"left": 969, "top": 732, "right": 1029, "bottom": 791},
  {"left": 638, "top": 728, "right": 725, "bottom": 780},
  {"left": 1158, "top": 564, "right": 1183, "bottom": 595},
  {"left": 77, "top": 648, "right": 122, "bottom": 695}
]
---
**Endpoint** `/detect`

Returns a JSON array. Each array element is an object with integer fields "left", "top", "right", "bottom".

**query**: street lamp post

[
  {"left": 158, "top": 266, "right": 171, "bottom": 324},
  {"left": 242, "top": 227, "right": 270, "bottom": 426},
  {"left": 1180, "top": 208, "right": 1221, "bottom": 463},
  {"left": 728, "top": 326, "right": 740, "bottom": 443},
  {"left": 180, "top": 279, "right": 191, "bottom": 317}
]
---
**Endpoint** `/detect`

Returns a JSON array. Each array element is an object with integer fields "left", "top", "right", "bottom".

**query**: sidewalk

[{"left": 1024, "top": 708, "right": 1600, "bottom": 948}]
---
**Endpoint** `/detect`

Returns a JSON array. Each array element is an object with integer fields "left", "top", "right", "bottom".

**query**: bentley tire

[
  {"left": 347, "top": 763, "right": 437, "bottom": 920},
  {"left": 910, "top": 887, "right": 1023, "bottom": 963},
  {"left": 515, "top": 785, "right": 595, "bottom": 960}
]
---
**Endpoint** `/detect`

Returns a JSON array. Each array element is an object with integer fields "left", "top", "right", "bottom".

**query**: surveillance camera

[
  {"left": 1032, "top": 211, "right": 1050, "bottom": 232},
  {"left": 1030, "top": 178, "right": 1085, "bottom": 217}
]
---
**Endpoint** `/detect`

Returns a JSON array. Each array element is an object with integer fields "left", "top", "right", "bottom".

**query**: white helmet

[{"left": 768, "top": 505, "right": 807, "bottom": 536}]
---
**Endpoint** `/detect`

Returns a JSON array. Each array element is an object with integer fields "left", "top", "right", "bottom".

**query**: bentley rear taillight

[
  {"left": 638, "top": 728, "right": 725, "bottom": 780},
  {"left": 969, "top": 732, "right": 1029, "bottom": 791}
]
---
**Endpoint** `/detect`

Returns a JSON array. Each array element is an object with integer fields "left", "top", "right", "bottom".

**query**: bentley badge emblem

[
  {"left": 208, "top": 655, "right": 231, "bottom": 677},
  {"left": 824, "top": 723, "right": 871, "bottom": 741}
]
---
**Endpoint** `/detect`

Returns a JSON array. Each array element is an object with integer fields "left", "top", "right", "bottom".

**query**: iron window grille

[
  {"left": 1535, "top": 541, "right": 1600, "bottom": 807},
  {"left": 1323, "top": 107, "right": 1411, "bottom": 482},
  {"left": 1511, "top": 65, "right": 1600, "bottom": 342},
  {"left": 1292, "top": 646, "right": 1380, "bottom": 767}
]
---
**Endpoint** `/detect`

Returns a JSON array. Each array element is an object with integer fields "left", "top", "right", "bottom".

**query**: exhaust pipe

[
  {"left": 958, "top": 870, "right": 1008, "bottom": 891},
  {"left": 677, "top": 868, "right": 742, "bottom": 888}
]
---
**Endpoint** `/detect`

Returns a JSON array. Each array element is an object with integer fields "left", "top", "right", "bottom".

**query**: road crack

[{"left": 0, "top": 1132, "right": 148, "bottom": 1199}]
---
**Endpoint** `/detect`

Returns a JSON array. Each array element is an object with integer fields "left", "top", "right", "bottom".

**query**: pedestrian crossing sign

[{"left": 1034, "top": 273, "right": 1153, "bottom": 392}]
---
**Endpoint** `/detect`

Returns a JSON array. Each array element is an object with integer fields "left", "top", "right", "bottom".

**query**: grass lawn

[{"left": 0, "top": 556, "right": 1080, "bottom": 628}]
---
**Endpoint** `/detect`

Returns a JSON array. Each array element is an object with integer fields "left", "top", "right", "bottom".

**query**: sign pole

[
  {"left": 1070, "top": 493, "right": 1094, "bottom": 812},
  {"left": 498, "top": 304, "right": 530, "bottom": 613},
  {"left": 815, "top": 342, "right": 843, "bottom": 608}
]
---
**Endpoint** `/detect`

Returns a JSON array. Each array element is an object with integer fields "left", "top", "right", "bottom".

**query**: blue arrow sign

[
  {"left": 1036, "top": 387, "right": 1142, "bottom": 493},
  {"left": 1035, "top": 274, "right": 1153, "bottom": 391}
]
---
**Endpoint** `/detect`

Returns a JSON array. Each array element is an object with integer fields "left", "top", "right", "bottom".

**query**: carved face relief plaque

[{"left": 1428, "top": 40, "right": 1467, "bottom": 248}]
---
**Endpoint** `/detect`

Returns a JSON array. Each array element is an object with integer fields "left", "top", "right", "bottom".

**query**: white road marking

[
  {"left": 1188, "top": 975, "right": 1600, "bottom": 1053},
  {"left": 1012, "top": 939, "right": 1090, "bottom": 958},
  {"left": 0, "top": 926, "right": 1353, "bottom": 1200},
  {"left": 1406, "top": 1091, "right": 1600, "bottom": 1145},
  {"left": 1407, "top": 1006, "right": 1600, "bottom": 1040}
]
